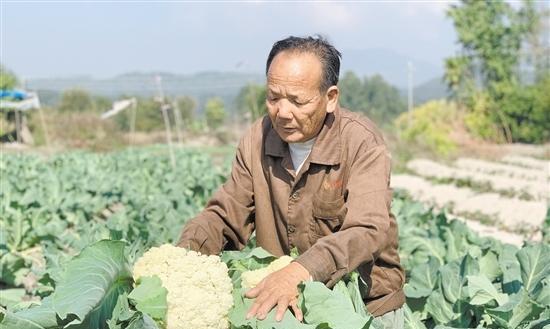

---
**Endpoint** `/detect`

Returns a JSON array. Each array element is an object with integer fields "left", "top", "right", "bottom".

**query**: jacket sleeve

[
  {"left": 177, "top": 134, "right": 255, "bottom": 255},
  {"left": 295, "top": 142, "right": 393, "bottom": 286}
]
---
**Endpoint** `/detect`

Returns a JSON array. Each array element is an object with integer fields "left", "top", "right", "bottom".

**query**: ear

[{"left": 325, "top": 86, "right": 339, "bottom": 113}]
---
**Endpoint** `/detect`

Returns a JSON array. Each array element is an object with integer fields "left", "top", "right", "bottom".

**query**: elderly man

[{"left": 178, "top": 36, "right": 405, "bottom": 328}]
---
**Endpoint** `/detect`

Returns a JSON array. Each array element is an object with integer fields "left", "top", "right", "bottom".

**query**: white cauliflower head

[
  {"left": 132, "top": 244, "right": 233, "bottom": 329},
  {"left": 240, "top": 255, "right": 294, "bottom": 290}
]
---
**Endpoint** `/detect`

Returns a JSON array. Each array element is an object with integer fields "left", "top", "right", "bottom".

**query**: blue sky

[{"left": 2, "top": 1, "right": 458, "bottom": 80}]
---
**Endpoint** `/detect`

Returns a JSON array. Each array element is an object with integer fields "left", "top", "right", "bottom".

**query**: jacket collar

[{"left": 265, "top": 106, "right": 341, "bottom": 166}]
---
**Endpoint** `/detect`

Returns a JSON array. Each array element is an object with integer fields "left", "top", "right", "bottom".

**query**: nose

[{"left": 277, "top": 99, "right": 293, "bottom": 120}]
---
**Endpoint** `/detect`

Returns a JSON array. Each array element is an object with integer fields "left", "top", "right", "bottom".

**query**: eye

[{"left": 292, "top": 99, "right": 306, "bottom": 106}]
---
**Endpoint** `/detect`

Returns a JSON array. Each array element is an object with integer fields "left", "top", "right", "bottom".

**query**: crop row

[
  {"left": 1, "top": 149, "right": 548, "bottom": 329},
  {"left": 405, "top": 159, "right": 548, "bottom": 201}
]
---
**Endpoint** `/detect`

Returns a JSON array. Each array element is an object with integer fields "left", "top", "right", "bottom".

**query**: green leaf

[
  {"left": 222, "top": 247, "right": 277, "bottom": 289},
  {"left": 479, "top": 251, "right": 501, "bottom": 282},
  {"left": 0, "top": 289, "right": 26, "bottom": 309},
  {"left": 486, "top": 290, "right": 544, "bottom": 328},
  {"left": 499, "top": 244, "right": 521, "bottom": 294},
  {"left": 467, "top": 275, "right": 509, "bottom": 306},
  {"left": 404, "top": 257, "right": 439, "bottom": 298},
  {"left": 300, "top": 281, "right": 371, "bottom": 329},
  {"left": 435, "top": 256, "right": 476, "bottom": 327},
  {"left": 401, "top": 236, "right": 446, "bottom": 266},
  {"left": 247, "top": 248, "right": 276, "bottom": 261},
  {"left": 403, "top": 304, "right": 427, "bottom": 329},
  {"left": 425, "top": 290, "right": 456, "bottom": 324},
  {"left": 0, "top": 296, "right": 58, "bottom": 329},
  {"left": 533, "top": 276, "right": 549, "bottom": 306},
  {"left": 106, "top": 293, "right": 134, "bottom": 329},
  {"left": 128, "top": 276, "right": 167, "bottom": 321},
  {"left": 346, "top": 272, "right": 369, "bottom": 318},
  {"left": 517, "top": 244, "right": 550, "bottom": 298},
  {"left": 439, "top": 254, "right": 478, "bottom": 304},
  {"left": 526, "top": 308, "right": 550, "bottom": 329},
  {"left": 125, "top": 313, "right": 159, "bottom": 329},
  {"left": 53, "top": 240, "right": 133, "bottom": 328}
]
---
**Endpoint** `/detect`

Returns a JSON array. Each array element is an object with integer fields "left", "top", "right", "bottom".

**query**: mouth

[{"left": 280, "top": 126, "right": 296, "bottom": 133}]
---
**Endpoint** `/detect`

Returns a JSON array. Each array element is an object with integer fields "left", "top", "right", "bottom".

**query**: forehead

[{"left": 267, "top": 51, "right": 322, "bottom": 91}]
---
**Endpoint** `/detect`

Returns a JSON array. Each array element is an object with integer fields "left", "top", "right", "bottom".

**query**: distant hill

[
  {"left": 28, "top": 71, "right": 264, "bottom": 112},
  {"left": 399, "top": 76, "right": 451, "bottom": 105},
  {"left": 340, "top": 48, "right": 443, "bottom": 89},
  {"left": 28, "top": 69, "right": 449, "bottom": 113}
]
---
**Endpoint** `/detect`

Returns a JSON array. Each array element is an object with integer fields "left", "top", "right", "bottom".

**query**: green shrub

[
  {"left": 463, "top": 91, "right": 504, "bottom": 142},
  {"left": 394, "top": 100, "right": 459, "bottom": 156},
  {"left": 205, "top": 97, "right": 226, "bottom": 130},
  {"left": 58, "top": 89, "right": 96, "bottom": 113},
  {"left": 464, "top": 77, "right": 550, "bottom": 143}
]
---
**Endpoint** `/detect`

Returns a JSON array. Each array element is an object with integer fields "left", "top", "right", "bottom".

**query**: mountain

[
  {"left": 27, "top": 49, "right": 449, "bottom": 111},
  {"left": 399, "top": 76, "right": 450, "bottom": 105},
  {"left": 28, "top": 71, "right": 264, "bottom": 111},
  {"left": 340, "top": 48, "right": 443, "bottom": 89}
]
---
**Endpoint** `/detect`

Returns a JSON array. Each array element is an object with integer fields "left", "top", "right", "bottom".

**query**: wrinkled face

[{"left": 266, "top": 51, "right": 338, "bottom": 143}]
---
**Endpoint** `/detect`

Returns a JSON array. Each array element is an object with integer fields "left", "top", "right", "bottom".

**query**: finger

[
  {"left": 290, "top": 300, "right": 303, "bottom": 322},
  {"left": 256, "top": 295, "right": 279, "bottom": 320},
  {"left": 245, "top": 285, "right": 261, "bottom": 298},
  {"left": 246, "top": 299, "right": 262, "bottom": 320},
  {"left": 246, "top": 290, "right": 272, "bottom": 320},
  {"left": 275, "top": 297, "right": 291, "bottom": 322}
]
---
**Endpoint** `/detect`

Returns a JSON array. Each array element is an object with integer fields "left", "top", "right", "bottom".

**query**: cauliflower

[
  {"left": 240, "top": 255, "right": 294, "bottom": 290},
  {"left": 132, "top": 244, "right": 233, "bottom": 329}
]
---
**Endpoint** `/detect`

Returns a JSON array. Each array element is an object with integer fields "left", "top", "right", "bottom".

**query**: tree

[
  {"left": 338, "top": 71, "right": 364, "bottom": 112},
  {"left": 58, "top": 89, "right": 95, "bottom": 112},
  {"left": 235, "top": 84, "right": 267, "bottom": 122},
  {"left": 339, "top": 71, "right": 406, "bottom": 126},
  {"left": 129, "top": 97, "right": 164, "bottom": 132},
  {"left": 176, "top": 96, "right": 197, "bottom": 126},
  {"left": 520, "top": 0, "right": 550, "bottom": 83},
  {"left": 445, "top": 1, "right": 530, "bottom": 90},
  {"left": 444, "top": 0, "right": 548, "bottom": 143},
  {"left": 94, "top": 95, "right": 112, "bottom": 114},
  {"left": 205, "top": 97, "right": 226, "bottom": 130},
  {"left": 0, "top": 65, "right": 18, "bottom": 90}
]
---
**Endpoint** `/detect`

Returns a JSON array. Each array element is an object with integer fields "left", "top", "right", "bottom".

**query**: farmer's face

[{"left": 266, "top": 51, "right": 338, "bottom": 143}]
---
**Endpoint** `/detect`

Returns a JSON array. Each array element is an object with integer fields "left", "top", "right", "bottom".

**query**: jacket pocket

[{"left": 310, "top": 193, "right": 347, "bottom": 242}]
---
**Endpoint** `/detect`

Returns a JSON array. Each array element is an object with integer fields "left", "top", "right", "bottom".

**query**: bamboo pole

[
  {"left": 160, "top": 103, "right": 176, "bottom": 169},
  {"left": 155, "top": 75, "right": 176, "bottom": 169},
  {"left": 129, "top": 99, "right": 137, "bottom": 146},
  {"left": 172, "top": 100, "right": 184, "bottom": 144}
]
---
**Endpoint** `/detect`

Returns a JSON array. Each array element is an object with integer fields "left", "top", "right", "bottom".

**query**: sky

[{"left": 1, "top": 1, "right": 459, "bottom": 80}]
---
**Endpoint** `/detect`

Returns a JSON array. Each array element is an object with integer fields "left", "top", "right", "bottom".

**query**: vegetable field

[
  {"left": 392, "top": 156, "right": 549, "bottom": 245},
  {"left": 1, "top": 148, "right": 549, "bottom": 329}
]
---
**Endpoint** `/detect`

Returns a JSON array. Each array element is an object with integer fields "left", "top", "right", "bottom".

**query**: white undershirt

[{"left": 288, "top": 137, "right": 316, "bottom": 174}]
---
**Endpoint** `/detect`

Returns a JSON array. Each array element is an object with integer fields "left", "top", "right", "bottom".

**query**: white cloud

[
  {"left": 425, "top": 0, "right": 457, "bottom": 17},
  {"left": 400, "top": 1, "right": 456, "bottom": 18},
  {"left": 308, "top": 3, "right": 361, "bottom": 30}
]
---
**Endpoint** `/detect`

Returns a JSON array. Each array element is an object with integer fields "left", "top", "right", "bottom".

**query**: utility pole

[
  {"left": 172, "top": 100, "right": 184, "bottom": 145},
  {"left": 129, "top": 98, "right": 137, "bottom": 147},
  {"left": 155, "top": 75, "right": 176, "bottom": 170},
  {"left": 407, "top": 61, "right": 415, "bottom": 127}
]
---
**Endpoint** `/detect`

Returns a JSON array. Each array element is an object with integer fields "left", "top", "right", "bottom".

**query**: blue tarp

[{"left": 0, "top": 90, "right": 27, "bottom": 100}]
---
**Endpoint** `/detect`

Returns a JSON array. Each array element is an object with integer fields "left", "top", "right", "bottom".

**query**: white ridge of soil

[
  {"left": 406, "top": 159, "right": 549, "bottom": 200},
  {"left": 454, "top": 157, "right": 548, "bottom": 181},
  {"left": 501, "top": 155, "right": 550, "bottom": 172},
  {"left": 391, "top": 174, "right": 546, "bottom": 238}
]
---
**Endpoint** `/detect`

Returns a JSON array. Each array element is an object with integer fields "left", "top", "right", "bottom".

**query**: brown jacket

[{"left": 177, "top": 106, "right": 405, "bottom": 316}]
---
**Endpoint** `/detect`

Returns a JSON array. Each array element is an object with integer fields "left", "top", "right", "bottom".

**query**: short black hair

[{"left": 265, "top": 35, "right": 342, "bottom": 91}]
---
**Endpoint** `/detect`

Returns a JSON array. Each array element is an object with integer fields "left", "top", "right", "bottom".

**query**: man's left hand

[{"left": 245, "top": 262, "right": 310, "bottom": 322}]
